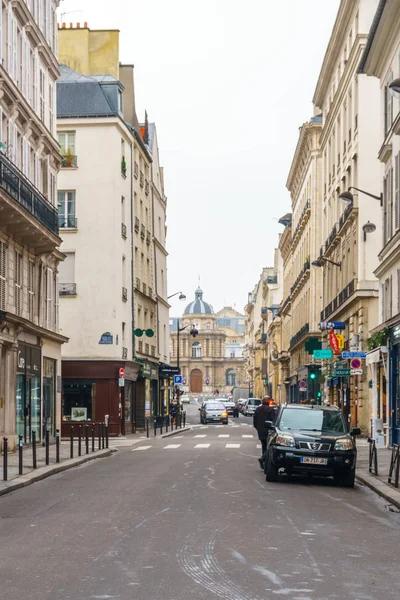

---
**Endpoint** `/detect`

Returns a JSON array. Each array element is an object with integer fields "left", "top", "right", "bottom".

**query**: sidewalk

[
  {"left": 356, "top": 441, "right": 400, "bottom": 509},
  {"left": 0, "top": 423, "right": 190, "bottom": 497}
]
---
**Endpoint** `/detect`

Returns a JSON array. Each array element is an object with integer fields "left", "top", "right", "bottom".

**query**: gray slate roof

[
  {"left": 57, "top": 65, "right": 119, "bottom": 118},
  {"left": 184, "top": 288, "right": 214, "bottom": 315}
]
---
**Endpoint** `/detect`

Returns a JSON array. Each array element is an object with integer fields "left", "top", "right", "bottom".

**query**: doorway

[{"left": 190, "top": 369, "right": 203, "bottom": 393}]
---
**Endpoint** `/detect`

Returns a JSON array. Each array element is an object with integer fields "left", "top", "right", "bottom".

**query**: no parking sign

[{"left": 350, "top": 358, "right": 361, "bottom": 370}]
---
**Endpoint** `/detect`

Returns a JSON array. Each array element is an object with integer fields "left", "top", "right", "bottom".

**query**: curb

[
  {"left": 161, "top": 427, "right": 191, "bottom": 438},
  {"left": 0, "top": 449, "right": 115, "bottom": 498},
  {"left": 356, "top": 472, "right": 400, "bottom": 510}
]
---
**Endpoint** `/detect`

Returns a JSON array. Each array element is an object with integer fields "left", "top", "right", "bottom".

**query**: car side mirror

[
  {"left": 350, "top": 427, "right": 361, "bottom": 436},
  {"left": 264, "top": 420, "right": 273, "bottom": 429}
]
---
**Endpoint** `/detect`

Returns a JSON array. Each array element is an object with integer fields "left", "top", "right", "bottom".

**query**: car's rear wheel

[{"left": 265, "top": 452, "right": 279, "bottom": 482}]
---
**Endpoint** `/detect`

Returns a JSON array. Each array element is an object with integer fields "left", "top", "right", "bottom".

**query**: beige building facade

[{"left": 0, "top": 0, "right": 65, "bottom": 450}]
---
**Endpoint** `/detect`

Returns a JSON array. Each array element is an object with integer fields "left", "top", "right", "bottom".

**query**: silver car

[
  {"left": 243, "top": 398, "right": 261, "bottom": 416},
  {"left": 199, "top": 401, "right": 229, "bottom": 424}
]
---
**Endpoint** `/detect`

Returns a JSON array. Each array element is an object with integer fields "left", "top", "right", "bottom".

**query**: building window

[
  {"left": 14, "top": 250, "right": 22, "bottom": 316},
  {"left": 226, "top": 369, "right": 236, "bottom": 386},
  {"left": 58, "top": 191, "right": 76, "bottom": 228},
  {"left": 28, "top": 259, "right": 34, "bottom": 321},
  {"left": 39, "top": 68, "right": 46, "bottom": 122},
  {"left": 192, "top": 341, "right": 202, "bottom": 358},
  {"left": 0, "top": 241, "right": 7, "bottom": 311},
  {"left": 58, "top": 252, "right": 76, "bottom": 296},
  {"left": 58, "top": 132, "right": 77, "bottom": 167}
]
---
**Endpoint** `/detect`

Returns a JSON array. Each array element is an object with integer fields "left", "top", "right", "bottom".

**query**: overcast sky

[{"left": 59, "top": 0, "right": 340, "bottom": 317}]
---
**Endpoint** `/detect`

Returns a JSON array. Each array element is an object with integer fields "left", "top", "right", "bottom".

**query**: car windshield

[
  {"left": 278, "top": 408, "right": 347, "bottom": 434},
  {"left": 206, "top": 403, "right": 225, "bottom": 411}
]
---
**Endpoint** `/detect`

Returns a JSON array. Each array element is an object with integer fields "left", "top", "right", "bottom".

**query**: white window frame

[
  {"left": 0, "top": 240, "right": 6, "bottom": 311},
  {"left": 14, "top": 250, "right": 22, "bottom": 316},
  {"left": 28, "top": 259, "right": 34, "bottom": 321},
  {"left": 57, "top": 190, "right": 76, "bottom": 228}
]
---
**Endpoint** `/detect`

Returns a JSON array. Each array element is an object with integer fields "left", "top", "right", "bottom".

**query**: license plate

[{"left": 300, "top": 457, "right": 328, "bottom": 465}]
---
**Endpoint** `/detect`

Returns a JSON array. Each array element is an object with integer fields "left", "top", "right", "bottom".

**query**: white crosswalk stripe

[
  {"left": 225, "top": 443, "right": 240, "bottom": 448},
  {"left": 194, "top": 444, "right": 210, "bottom": 449},
  {"left": 194, "top": 434, "right": 207, "bottom": 438},
  {"left": 132, "top": 445, "right": 152, "bottom": 451},
  {"left": 256, "top": 444, "right": 261, "bottom": 449},
  {"left": 242, "top": 434, "right": 254, "bottom": 438},
  {"left": 164, "top": 444, "right": 181, "bottom": 449},
  {"left": 218, "top": 434, "right": 230, "bottom": 438}
]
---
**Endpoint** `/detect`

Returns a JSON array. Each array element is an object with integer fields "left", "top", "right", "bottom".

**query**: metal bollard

[
  {"left": 154, "top": 419, "right": 157, "bottom": 437},
  {"left": 78, "top": 425, "right": 82, "bottom": 457},
  {"left": 3, "top": 437, "right": 8, "bottom": 481},
  {"left": 183, "top": 412, "right": 186, "bottom": 428},
  {"left": 32, "top": 430, "right": 37, "bottom": 469},
  {"left": 98, "top": 423, "right": 101, "bottom": 450},
  {"left": 160, "top": 419, "right": 163, "bottom": 435},
  {"left": 45, "top": 429, "right": 50, "bottom": 465},
  {"left": 102, "top": 423, "right": 105, "bottom": 450},
  {"left": 70, "top": 426, "right": 74, "bottom": 458},
  {"left": 85, "top": 425, "right": 89, "bottom": 454},
  {"left": 92, "top": 425, "right": 95, "bottom": 452},
  {"left": 18, "top": 434, "right": 23, "bottom": 475},
  {"left": 105, "top": 424, "right": 109, "bottom": 449},
  {"left": 56, "top": 429, "right": 60, "bottom": 463},
  {"left": 166, "top": 418, "right": 169, "bottom": 433},
  {"left": 179, "top": 413, "right": 182, "bottom": 429},
  {"left": 146, "top": 418, "right": 149, "bottom": 438}
]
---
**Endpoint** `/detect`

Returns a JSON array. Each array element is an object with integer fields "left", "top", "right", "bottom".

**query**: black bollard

[
  {"left": 32, "top": 430, "right": 37, "bottom": 469},
  {"left": 105, "top": 424, "right": 109, "bottom": 449},
  {"left": 92, "top": 425, "right": 95, "bottom": 452},
  {"left": 146, "top": 418, "right": 149, "bottom": 438},
  {"left": 98, "top": 423, "right": 101, "bottom": 450},
  {"left": 183, "top": 412, "right": 186, "bottom": 428},
  {"left": 166, "top": 418, "right": 169, "bottom": 433},
  {"left": 179, "top": 413, "right": 182, "bottom": 429},
  {"left": 18, "top": 434, "right": 23, "bottom": 475},
  {"left": 78, "top": 425, "right": 82, "bottom": 457},
  {"left": 3, "top": 437, "right": 8, "bottom": 481},
  {"left": 160, "top": 419, "right": 163, "bottom": 435},
  {"left": 102, "top": 423, "right": 105, "bottom": 450},
  {"left": 70, "top": 426, "right": 74, "bottom": 458},
  {"left": 56, "top": 429, "right": 60, "bottom": 463},
  {"left": 154, "top": 419, "right": 157, "bottom": 437},
  {"left": 85, "top": 425, "right": 89, "bottom": 454},
  {"left": 45, "top": 429, "right": 50, "bottom": 465}
]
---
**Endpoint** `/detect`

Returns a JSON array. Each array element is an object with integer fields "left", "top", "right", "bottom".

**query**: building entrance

[{"left": 190, "top": 369, "right": 203, "bottom": 393}]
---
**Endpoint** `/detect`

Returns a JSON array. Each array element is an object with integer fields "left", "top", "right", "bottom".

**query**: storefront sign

[
  {"left": 151, "top": 368, "right": 158, "bottom": 380},
  {"left": 319, "top": 321, "right": 345, "bottom": 330},
  {"left": 159, "top": 366, "right": 181, "bottom": 377},
  {"left": 342, "top": 351, "right": 367, "bottom": 359},
  {"left": 141, "top": 363, "right": 152, "bottom": 378},
  {"left": 313, "top": 349, "right": 333, "bottom": 359},
  {"left": 329, "top": 331, "right": 340, "bottom": 355}
]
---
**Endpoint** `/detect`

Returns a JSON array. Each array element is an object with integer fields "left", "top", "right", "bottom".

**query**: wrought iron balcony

[
  {"left": 145, "top": 180, "right": 150, "bottom": 195},
  {"left": 146, "top": 230, "right": 151, "bottom": 245},
  {"left": 135, "top": 277, "right": 141, "bottom": 290},
  {"left": 59, "top": 216, "right": 77, "bottom": 229},
  {"left": 134, "top": 161, "right": 139, "bottom": 178},
  {"left": 290, "top": 322, "right": 310, "bottom": 349},
  {"left": 140, "top": 171, "right": 144, "bottom": 187},
  {"left": 59, "top": 283, "right": 77, "bottom": 296},
  {"left": 0, "top": 151, "right": 58, "bottom": 235},
  {"left": 321, "top": 279, "right": 356, "bottom": 321},
  {"left": 290, "top": 260, "right": 310, "bottom": 295},
  {"left": 135, "top": 217, "right": 140, "bottom": 232}
]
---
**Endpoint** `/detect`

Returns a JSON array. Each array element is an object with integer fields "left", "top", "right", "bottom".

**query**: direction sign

[
  {"left": 335, "top": 368, "right": 350, "bottom": 377},
  {"left": 320, "top": 321, "right": 345, "bottom": 330},
  {"left": 313, "top": 349, "right": 333, "bottom": 359},
  {"left": 350, "top": 358, "right": 361, "bottom": 370},
  {"left": 342, "top": 351, "right": 367, "bottom": 359},
  {"left": 351, "top": 369, "right": 363, "bottom": 376},
  {"left": 119, "top": 367, "right": 125, "bottom": 378},
  {"left": 174, "top": 374, "right": 184, "bottom": 385}
]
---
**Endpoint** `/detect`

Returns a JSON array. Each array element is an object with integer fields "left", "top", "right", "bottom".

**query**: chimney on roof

[
  {"left": 69, "top": 23, "right": 73, "bottom": 28},
  {"left": 62, "top": 22, "right": 66, "bottom": 28},
  {"left": 143, "top": 111, "right": 149, "bottom": 145},
  {"left": 84, "top": 22, "right": 88, "bottom": 28},
  {"left": 76, "top": 22, "right": 80, "bottom": 28}
]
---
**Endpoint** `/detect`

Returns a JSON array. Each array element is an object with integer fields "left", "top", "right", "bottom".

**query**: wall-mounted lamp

[
  {"left": 362, "top": 221, "right": 376, "bottom": 241},
  {"left": 339, "top": 187, "right": 382, "bottom": 207},
  {"left": 389, "top": 78, "right": 400, "bottom": 94},
  {"left": 312, "top": 257, "right": 341, "bottom": 270}
]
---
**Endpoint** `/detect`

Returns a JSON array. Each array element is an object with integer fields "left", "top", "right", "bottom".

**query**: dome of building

[{"left": 184, "top": 288, "right": 214, "bottom": 315}]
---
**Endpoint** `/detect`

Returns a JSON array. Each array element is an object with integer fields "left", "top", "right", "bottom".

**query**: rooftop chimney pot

[
  {"left": 77, "top": 22, "right": 80, "bottom": 28},
  {"left": 84, "top": 22, "right": 88, "bottom": 28},
  {"left": 62, "top": 22, "right": 66, "bottom": 28},
  {"left": 69, "top": 23, "right": 73, "bottom": 28}
]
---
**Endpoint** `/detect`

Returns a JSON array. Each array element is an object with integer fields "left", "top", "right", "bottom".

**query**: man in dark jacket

[{"left": 253, "top": 397, "right": 278, "bottom": 467}]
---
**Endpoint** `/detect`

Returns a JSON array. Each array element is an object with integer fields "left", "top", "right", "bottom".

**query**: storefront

[
  {"left": 134, "top": 361, "right": 159, "bottom": 428},
  {"left": 390, "top": 323, "right": 400, "bottom": 445},
  {"left": 16, "top": 343, "right": 41, "bottom": 443},
  {"left": 367, "top": 347, "right": 388, "bottom": 446}
]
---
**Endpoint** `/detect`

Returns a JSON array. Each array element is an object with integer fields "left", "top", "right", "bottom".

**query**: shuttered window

[
  {"left": 39, "top": 69, "right": 45, "bottom": 122},
  {"left": 0, "top": 241, "right": 6, "bottom": 311},
  {"left": 383, "top": 175, "right": 388, "bottom": 245},
  {"left": 7, "top": 5, "right": 12, "bottom": 74},
  {"left": 48, "top": 82, "right": 54, "bottom": 133},
  {"left": 46, "top": 267, "right": 52, "bottom": 329},
  {"left": 14, "top": 251, "right": 22, "bottom": 316},
  {"left": 395, "top": 152, "right": 400, "bottom": 232},
  {"left": 28, "top": 260, "right": 34, "bottom": 322},
  {"left": 388, "top": 166, "right": 393, "bottom": 240}
]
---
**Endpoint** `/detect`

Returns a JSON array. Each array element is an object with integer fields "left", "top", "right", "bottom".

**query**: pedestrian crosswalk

[{"left": 131, "top": 441, "right": 258, "bottom": 452}]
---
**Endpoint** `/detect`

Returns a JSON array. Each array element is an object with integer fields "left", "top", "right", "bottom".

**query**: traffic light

[
  {"left": 317, "top": 391, "right": 322, "bottom": 398},
  {"left": 309, "top": 372, "right": 317, "bottom": 380}
]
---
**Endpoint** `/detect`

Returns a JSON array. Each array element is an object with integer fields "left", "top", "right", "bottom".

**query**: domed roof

[{"left": 184, "top": 288, "right": 214, "bottom": 315}]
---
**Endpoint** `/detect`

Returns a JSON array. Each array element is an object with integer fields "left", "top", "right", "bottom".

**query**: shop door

[
  {"left": 190, "top": 369, "right": 203, "bottom": 393},
  {"left": 392, "top": 346, "right": 400, "bottom": 445}
]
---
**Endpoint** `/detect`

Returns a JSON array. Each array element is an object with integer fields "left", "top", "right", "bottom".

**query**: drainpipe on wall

[{"left": 130, "top": 140, "right": 135, "bottom": 362}]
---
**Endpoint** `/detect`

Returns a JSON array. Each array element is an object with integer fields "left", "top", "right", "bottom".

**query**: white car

[
  {"left": 222, "top": 400, "right": 235, "bottom": 415},
  {"left": 181, "top": 395, "right": 191, "bottom": 404},
  {"left": 243, "top": 398, "right": 261, "bottom": 416}
]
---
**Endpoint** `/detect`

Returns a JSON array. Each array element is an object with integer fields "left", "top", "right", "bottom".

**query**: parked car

[
  {"left": 222, "top": 400, "right": 235, "bottom": 415},
  {"left": 180, "top": 395, "right": 191, "bottom": 404},
  {"left": 243, "top": 398, "right": 261, "bottom": 416},
  {"left": 263, "top": 404, "right": 360, "bottom": 487},
  {"left": 199, "top": 401, "right": 229, "bottom": 425},
  {"left": 237, "top": 399, "right": 247, "bottom": 413}
]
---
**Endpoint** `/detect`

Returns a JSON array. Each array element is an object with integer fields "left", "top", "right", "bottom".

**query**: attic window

[{"left": 118, "top": 90, "right": 123, "bottom": 114}]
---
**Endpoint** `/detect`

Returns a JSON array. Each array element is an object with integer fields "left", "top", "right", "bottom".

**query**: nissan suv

[{"left": 264, "top": 404, "right": 360, "bottom": 487}]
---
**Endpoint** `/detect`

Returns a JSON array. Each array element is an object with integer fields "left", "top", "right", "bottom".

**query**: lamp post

[
  {"left": 312, "top": 257, "right": 341, "bottom": 270},
  {"left": 168, "top": 292, "right": 186, "bottom": 301},
  {"left": 339, "top": 187, "right": 382, "bottom": 207}
]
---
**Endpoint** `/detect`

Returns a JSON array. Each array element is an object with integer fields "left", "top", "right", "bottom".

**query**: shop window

[
  {"left": 62, "top": 380, "right": 94, "bottom": 421},
  {"left": 43, "top": 357, "right": 56, "bottom": 436}
]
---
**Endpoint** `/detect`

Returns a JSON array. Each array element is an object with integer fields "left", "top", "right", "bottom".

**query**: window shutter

[
  {"left": 0, "top": 241, "right": 6, "bottom": 311},
  {"left": 7, "top": 4, "right": 12, "bottom": 74},
  {"left": 33, "top": 49, "right": 39, "bottom": 114},
  {"left": 53, "top": 10, "right": 57, "bottom": 54},
  {"left": 21, "top": 30, "right": 26, "bottom": 95},
  {"left": 28, "top": 260, "right": 34, "bottom": 322},
  {"left": 388, "top": 167, "right": 393, "bottom": 240},
  {"left": 396, "top": 152, "right": 400, "bottom": 231},
  {"left": 383, "top": 174, "right": 388, "bottom": 244},
  {"left": 46, "top": 0, "right": 51, "bottom": 43},
  {"left": 54, "top": 272, "right": 58, "bottom": 330},
  {"left": 14, "top": 251, "right": 22, "bottom": 316},
  {"left": 12, "top": 17, "right": 17, "bottom": 82},
  {"left": 46, "top": 267, "right": 52, "bottom": 329}
]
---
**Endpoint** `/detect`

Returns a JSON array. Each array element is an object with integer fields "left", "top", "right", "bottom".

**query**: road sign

[
  {"left": 350, "top": 358, "right": 361, "bottom": 370},
  {"left": 313, "top": 349, "right": 333, "bottom": 359},
  {"left": 335, "top": 368, "right": 350, "bottom": 377},
  {"left": 319, "top": 321, "right": 345, "bottom": 330},
  {"left": 119, "top": 367, "right": 125, "bottom": 378},
  {"left": 119, "top": 377, "right": 125, "bottom": 387},
  {"left": 351, "top": 369, "right": 363, "bottom": 376},
  {"left": 329, "top": 331, "right": 340, "bottom": 355},
  {"left": 336, "top": 334, "right": 345, "bottom": 349},
  {"left": 174, "top": 374, "right": 183, "bottom": 385},
  {"left": 342, "top": 351, "right": 367, "bottom": 359},
  {"left": 299, "top": 380, "right": 307, "bottom": 389}
]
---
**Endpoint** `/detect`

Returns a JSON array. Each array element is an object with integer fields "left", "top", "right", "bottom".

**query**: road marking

[
  {"left": 194, "top": 434, "right": 207, "bottom": 438},
  {"left": 164, "top": 444, "right": 181, "bottom": 449},
  {"left": 242, "top": 434, "right": 254, "bottom": 438},
  {"left": 218, "top": 434, "right": 230, "bottom": 438},
  {"left": 194, "top": 443, "right": 210, "bottom": 448},
  {"left": 256, "top": 444, "right": 261, "bottom": 449},
  {"left": 226, "top": 443, "right": 240, "bottom": 448},
  {"left": 132, "top": 445, "right": 152, "bottom": 451}
]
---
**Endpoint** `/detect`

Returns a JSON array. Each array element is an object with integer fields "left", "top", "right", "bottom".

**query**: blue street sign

[
  {"left": 342, "top": 351, "right": 367, "bottom": 359},
  {"left": 319, "top": 321, "right": 345, "bottom": 330},
  {"left": 174, "top": 375, "right": 184, "bottom": 385}
]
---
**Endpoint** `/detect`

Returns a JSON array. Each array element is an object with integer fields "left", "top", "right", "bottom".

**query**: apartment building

[
  {"left": 277, "top": 214, "right": 292, "bottom": 404},
  {"left": 313, "top": 0, "right": 381, "bottom": 432},
  {"left": 360, "top": 0, "right": 400, "bottom": 446},
  {"left": 0, "top": 0, "right": 65, "bottom": 450},
  {"left": 286, "top": 117, "right": 323, "bottom": 403}
]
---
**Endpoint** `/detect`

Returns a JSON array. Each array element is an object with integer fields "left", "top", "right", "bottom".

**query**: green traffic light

[
  {"left": 317, "top": 391, "right": 322, "bottom": 397},
  {"left": 309, "top": 372, "right": 316, "bottom": 379}
]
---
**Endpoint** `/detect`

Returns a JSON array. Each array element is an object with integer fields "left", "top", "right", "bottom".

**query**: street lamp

[
  {"left": 389, "top": 78, "right": 400, "bottom": 94},
  {"left": 312, "top": 257, "right": 341, "bottom": 270},
  {"left": 362, "top": 221, "right": 377, "bottom": 241},
  {"left": 168, "top": 291, "right": 186, "bottom": 301},
  {"left": 339, "top": 187, "right": 382, "bottom": 207}
]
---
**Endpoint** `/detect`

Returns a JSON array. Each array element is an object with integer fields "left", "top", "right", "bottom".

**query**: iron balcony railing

[
  {"left": 291, "top": 199, "right": 310, "bottom": 244},
  {"left": 321, "top": 279, "right": 356, "bottom": 321},
  {"left": 290, "top": 260, "right": 310, "bottom": 295},
  {"left": 59, "top": 216, "right": 77, "bottom": 229},
  {"left": 59, "top": 283, "right": 77, "bottom": 296},
  {"left": 290, "top": 322, "right": 310, "bottom": 349},
  {"left": 0, "top": 151, "right": 58, "bottom": 235},
  {"left": 134, "top": 161, "right": 139, "bottom": 178}
]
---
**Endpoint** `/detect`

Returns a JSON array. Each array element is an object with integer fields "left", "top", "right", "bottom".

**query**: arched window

[
  {"left": 226, "top": 369, "right": 236, "bottom": 386},
  {"left": 206, "top": 322, "right": 211, "bottom": 330},
  {"left": 192, "top": 341, "right": 202, "bottom": 358}
]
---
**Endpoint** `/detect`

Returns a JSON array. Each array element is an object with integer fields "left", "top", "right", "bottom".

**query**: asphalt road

[{"left": 0, "top": 401, "right": 399, "bottom": 600}]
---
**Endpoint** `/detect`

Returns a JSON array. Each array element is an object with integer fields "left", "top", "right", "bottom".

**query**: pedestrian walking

[{"left": 253, "top": 396, "right": 278, "bottom": 469}]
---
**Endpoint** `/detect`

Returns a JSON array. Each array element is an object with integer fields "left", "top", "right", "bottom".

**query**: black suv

[{"left": 264, "top": 404, "right": 360, "bottom": 487}]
